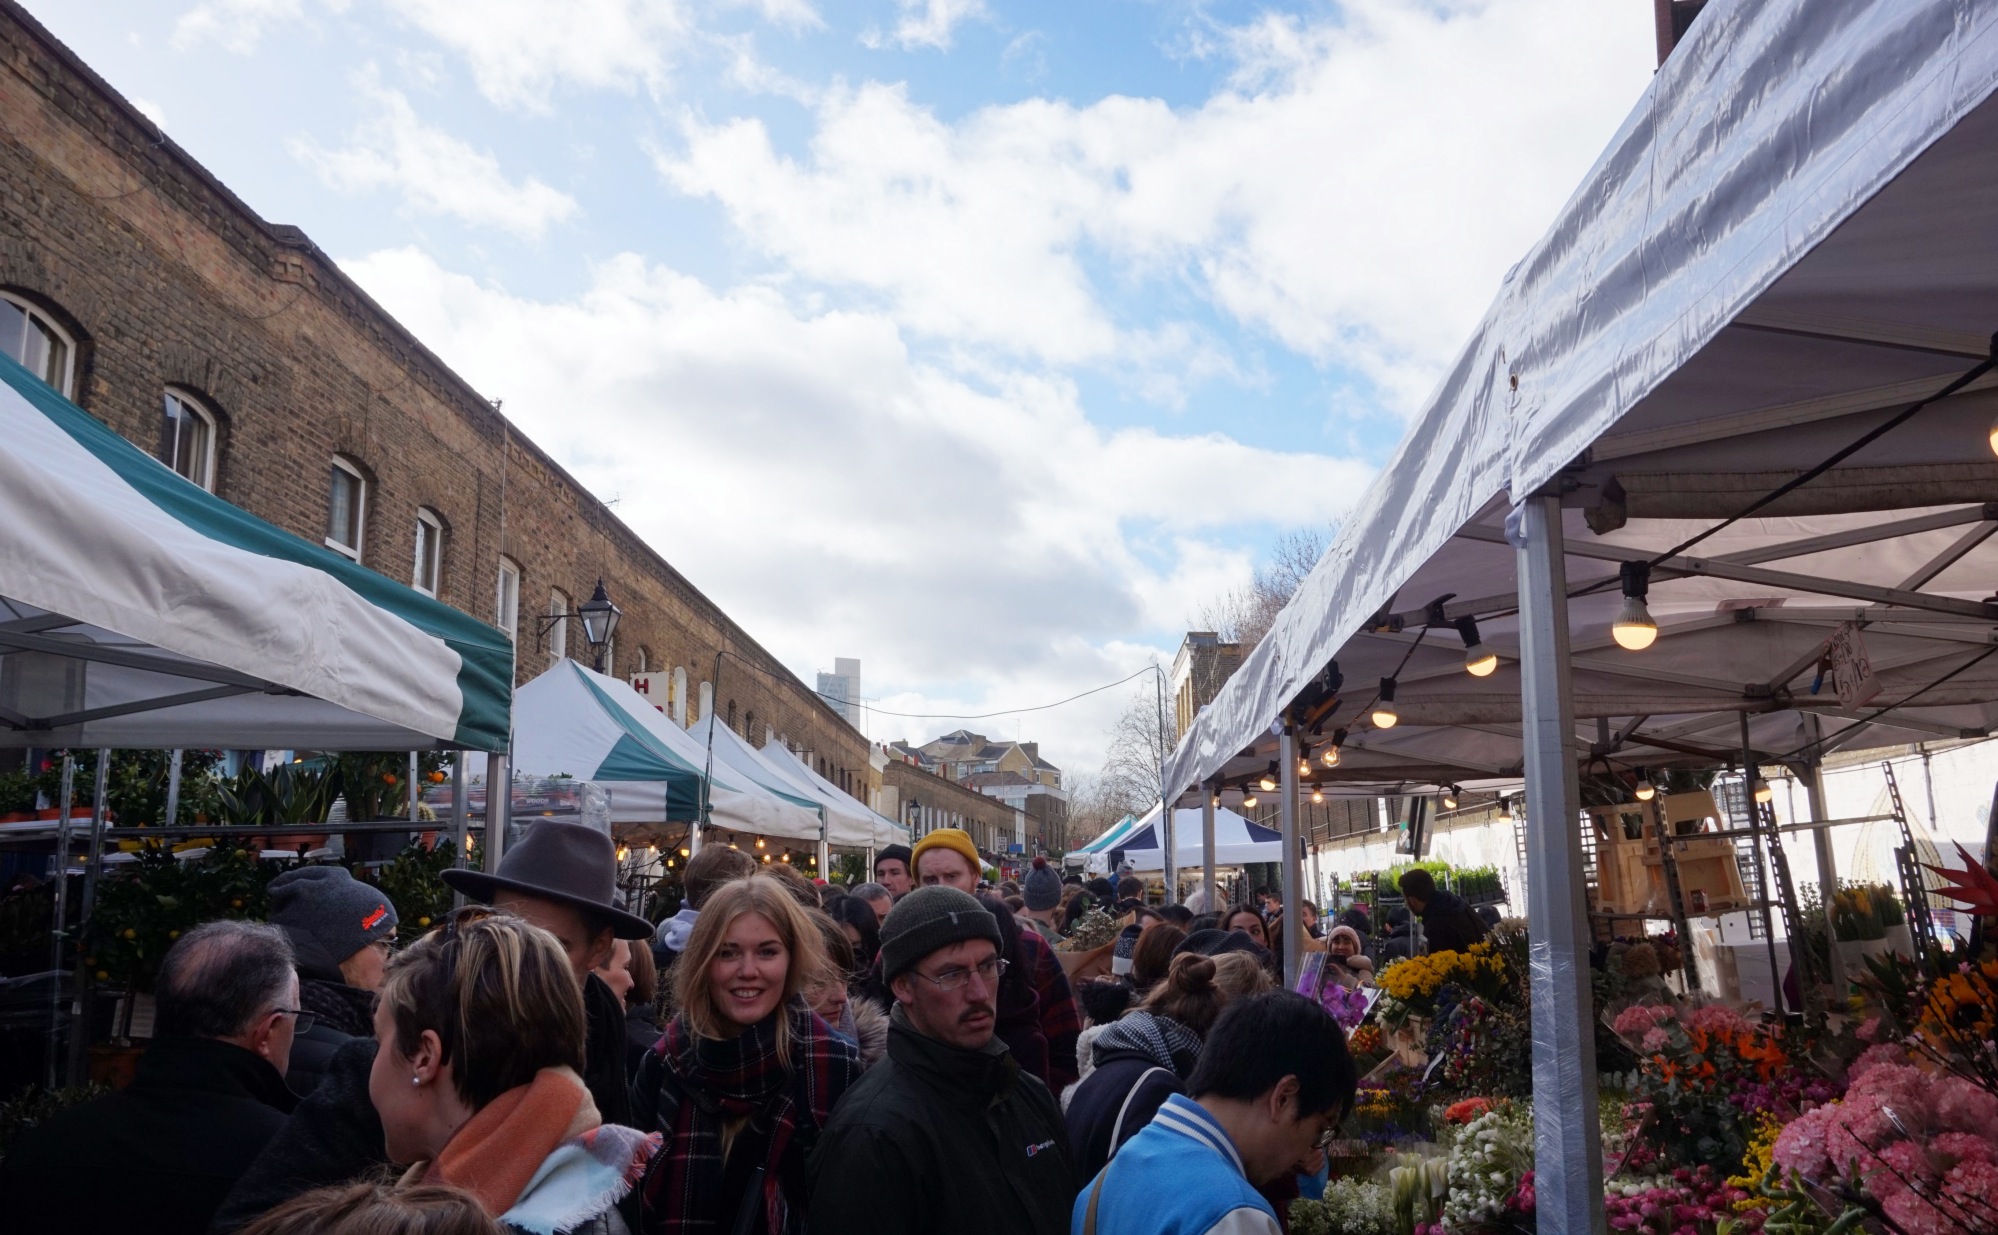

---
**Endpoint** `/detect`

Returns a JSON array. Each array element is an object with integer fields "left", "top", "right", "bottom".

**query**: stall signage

[
  {"left": 1823, "top": 622, "right": 1881, "bottom": 710},
  {"left": 628, "top": 672, "right": 667, "bottom": 713}
]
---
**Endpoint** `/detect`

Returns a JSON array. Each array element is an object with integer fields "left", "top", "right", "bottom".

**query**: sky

[{"left": 35, "top": 0, "right": 1657, "bottom": 776}]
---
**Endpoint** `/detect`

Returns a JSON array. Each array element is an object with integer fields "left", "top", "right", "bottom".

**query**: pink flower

[
  {"left": 1933, "top": 1075, "right": 1998, "bottom": 1133},
  {"left": 1642, "top": 1027, "right": 1671, "bottom": 1052},
  {"left": 1774, "top": 1104, "right": 1839, "bottom": 1178},
  {"left": 1942, "top": 1157, "right": 1998, "bottom": 1221},
  {"left": 1849, "top": 1043, "right": 1909, "bottom": 1079},
  {"left": 1856, "top": 1015, "right": 1882, "bottom": 1043},
  {"left": 1931, "top": 1131, "right": 1998, "bottom": 1168},
  {"left": 1685, "top": 1003, "right": 1751, "bottom": 1036}
]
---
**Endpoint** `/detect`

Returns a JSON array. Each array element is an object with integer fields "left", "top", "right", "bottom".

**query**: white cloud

[
  {"left": 340, "top": 246, "right": 1370, "bottom": 769},
  {"left": 664, "top": 0, "right": 1654, "bottom": 412},
  {"left": 171, "top": 0, "right": 318, "bottom": 53},
  {"left": 861, "top": 0, "right": 989, "bottom": 53},
  {"left": 291, "top": 74, "right": 579, "bottom": 237},
  {"left": 378, "top": 0, "right": 691, "bottom": 111}
]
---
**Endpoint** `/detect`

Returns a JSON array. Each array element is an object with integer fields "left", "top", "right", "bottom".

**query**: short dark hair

[
  {"left": 1131, "top": 923, "right": 1188, "bottom": 989},
  {"left": 154, "top": 920, "right": 295, "bottom": 1040},
  {"left": 684, "top": 844, "right": 757, "bottom": 910},
  {"left": 824, "top": 892, "right": 881, "bottom": 966},
  {"left": 1398, "top": 869, "right": 1437, "bottom": 901},
  {"left": 1187, "top": 991, "right": 1356, "bottom": 1121},
  {"left": 1159, "top": 905, "right": 1194, "bottom": 927},
  {"left": 1117, "top": 876, "right": 1143, "bottom": 900}
]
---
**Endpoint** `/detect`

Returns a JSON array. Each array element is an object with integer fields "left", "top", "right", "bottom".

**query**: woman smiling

[{"left": 631, "top": 876, "right": 861, "bottom": 1235}]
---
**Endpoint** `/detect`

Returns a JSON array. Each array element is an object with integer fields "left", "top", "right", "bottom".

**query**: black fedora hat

[{"left": 442, "top": 821, "right": 653, "bottom": 940}]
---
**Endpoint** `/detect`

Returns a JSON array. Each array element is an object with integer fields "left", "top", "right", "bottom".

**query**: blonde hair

[
  {"left": 378, "top": 907, "right": 585, "bottom": 1111},
  {"left": 1139, "top": 951, "right": 1275, "bottom": 1036},
  {"left": 672, "top": 876, "right": 829, "bottom": 1066},
  {"left": 237, "top": 1178, "right": 502, "bottom": 1235}
]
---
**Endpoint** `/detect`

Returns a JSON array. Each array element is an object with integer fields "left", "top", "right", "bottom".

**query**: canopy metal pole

[
  {"left": 46, "top": 753, "right": 75, "bottom": 1090},
  {"left": 1514, "top": 495, "right": 1606, "bottom": 1235},
  {"left": 69, "top": 749, "right": 112, "bottom": 1088},
  {"left": 485, "top": 753, "right": 509, "bottom": 872},
  {"left": 164, "top": 749, "right": 184, "bottom": 827},
  {"left": 1201, "top": 778, "right": 1217, "bottom": 913},
  {"left": 1796, "top": 721, "right": 1841, "bottom": 965},
  {"left": 1280, "top": 725, "right": 1303, "bottom": 988},
  {"left": 408, "top": 752, "right": 421, "bottom": 826},
  {"left": 817, "top": 808, "right": 830, "bottom": 883},
  {"left": 451, "top": 753, "right": 469, "bottom": 909}
]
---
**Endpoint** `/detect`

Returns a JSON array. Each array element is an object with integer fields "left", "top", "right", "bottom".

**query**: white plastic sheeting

[{"left": 1166, "top": 0, "right": 1998, "bottom": 804}]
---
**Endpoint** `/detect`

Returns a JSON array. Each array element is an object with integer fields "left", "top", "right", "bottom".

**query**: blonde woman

[
  {"left": 631, "top": 876, "right": 860, "bottom": 1235},
  {"left": 366, "top": 907, "right": 660, "bottom": 1235}
]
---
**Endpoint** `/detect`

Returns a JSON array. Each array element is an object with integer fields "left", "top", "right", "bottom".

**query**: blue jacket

[{"left": 1071, "top": 1094, "right": 1280, "bottom": 1235}]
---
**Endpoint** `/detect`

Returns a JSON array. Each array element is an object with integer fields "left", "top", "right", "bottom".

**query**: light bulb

[
  {"left": 1311, "top": 788, "right": 1324, "bottom": 804},
  {"left": 781, "top": 853, "right": 791, "bottom": 862},
  {"left": 1371, "top": 677, "right": 1399, "bottom": 728},
  {"left": 761, "top": 854, "right": 771, "bottom": 863},
  {"left": 1989, "top": 411, "right": 1998, "bottom": 457},
  {"left": 1465, "top": 645, "right": 1498, "bottom": 676},
  {"left": 1634, "top": 769, "right": 1656, "bottom": 802},
  {"left": 679, "top": 847, "right": 691, "bottom": 858},
  {"left": 1442, "top": 786, "right": 1459, "bottom": 810},
  {"left": 1242, "top": 793, "right": 1258, "bottom": 809},
  {"left": 755, "top": 837, "right": 766, "bottom": 849},
  {"left": 1322, "top": 745, "right": 1341, "bottom": 768},
  {"left": 666, "top": 858, "right": 675, "bottom": 868},
  {"left": 1259, "top": 769, "right": 1277, "bottom": 792},
  {"left": 1753, "top": 778, "right": 1773, "bottom": 804},
  {"left": 616, "top": 846, "right": 628, "bottom": 861},
  {"left": 1298, "top": 759, "right": 1311, "bottom": 778},
  {"left": 1612, "top": 595, "right": 1658, "bottom": 650}
]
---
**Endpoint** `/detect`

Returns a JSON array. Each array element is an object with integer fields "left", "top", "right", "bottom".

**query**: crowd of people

[{"left": 0, "top": 824, "right": 1405, "bottom": 1235}]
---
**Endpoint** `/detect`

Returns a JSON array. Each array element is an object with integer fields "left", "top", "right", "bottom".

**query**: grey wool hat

[
  {"left": 1022, "top": 856, "right": 1063, "bottom": 911},
  {"left": 878, "top": 886, "right": 1002, "bottom": 982},
  {"left": 268, "top": 865, "right": 397, "bottom": 976}
]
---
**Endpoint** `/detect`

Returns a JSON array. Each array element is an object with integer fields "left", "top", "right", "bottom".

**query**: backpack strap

[
  {"left": 1082, "top": 1160, "right": 1110, "bottom": 1235},
  {"left": 1108, "top": 1066, "right": 1174, "bottom": 1157}
]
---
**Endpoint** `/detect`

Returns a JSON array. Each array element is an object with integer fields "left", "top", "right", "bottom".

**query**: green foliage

[
  {"left": 29, "top": 750, "right": 224, "bottom": 825},
  {"left": 0, "top": 878, "right": 57, "bottom": 971},
  {"left": 371, "top": 837, "right": 475, "bottom": 933},
  {"left": 216, "top": 761, "right": 342, "bottom": 827},
  {"left": 80, "top": 840, "right": 291, "bottom": 989},
  {"left": 0, "top": 766, "right": 38, "bottom": 814},
  {"left": 0, "top": 1083, "right": 111, "bottom": 1158},
  {"left": 336, "top": 753, "right": 448, "bottom": 822},
  {"left": 829, "top": 852, "right": 868, "bottom": 887}
]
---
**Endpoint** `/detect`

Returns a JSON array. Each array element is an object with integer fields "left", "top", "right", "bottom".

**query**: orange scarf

[{"left": 423, "top": 1067, "right": 601, "bottom": 1217}]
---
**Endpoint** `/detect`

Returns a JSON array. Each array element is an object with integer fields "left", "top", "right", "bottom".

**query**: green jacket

[{"left": 807, "top": 1008, "right": 1077, "bottom": 1235}]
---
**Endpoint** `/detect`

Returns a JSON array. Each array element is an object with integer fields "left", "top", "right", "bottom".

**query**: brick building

[
  {"left": 0, "top": 3, "right": 875, "bottom": 802},
  {"left": 874, "top": 753, "right": 1032, "bottom": 865}
]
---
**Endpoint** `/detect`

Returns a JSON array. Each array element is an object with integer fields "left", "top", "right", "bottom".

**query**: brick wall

[
  {"left": 0, "top": 2, "right": 874, "bottom": 797},
  {"left": 878, "top": 758, "right": 1028, "bottom": 862}
]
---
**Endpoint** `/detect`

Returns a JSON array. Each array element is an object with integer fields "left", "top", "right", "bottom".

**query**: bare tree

[
  {"left": 1065, "top": 770, "right": 1144, "bottom": 848},
  {"left": 1192, "top": 527, "right": 1331, "bottom": 651}
]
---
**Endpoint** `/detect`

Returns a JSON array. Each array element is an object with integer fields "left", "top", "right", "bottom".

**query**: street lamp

[{"left": 577, "top": 578, "right": 621, "bottom": 671}]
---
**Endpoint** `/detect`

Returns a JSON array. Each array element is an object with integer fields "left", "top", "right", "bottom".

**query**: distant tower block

[{"left": 817, "top": 658, "right": 863, "bottom": 730}]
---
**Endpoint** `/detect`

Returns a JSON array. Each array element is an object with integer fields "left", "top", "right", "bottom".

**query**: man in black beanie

[
  {"left": 265, "top": 865, "right": 396, "bottom": 1095},
  {"left": 873, "top": 843, "right": 914, "bottom": 897},
  {"left": 809, "top": 887, "right": 1076, "bottom": 1235}
]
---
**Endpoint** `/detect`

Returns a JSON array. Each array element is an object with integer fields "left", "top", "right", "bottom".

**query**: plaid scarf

[{"left": 640, "top": 998, "right": 859, "bottom": 1235}]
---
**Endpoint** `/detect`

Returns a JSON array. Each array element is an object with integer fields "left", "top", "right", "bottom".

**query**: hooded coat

[
  {"left": 1061, "top": 1011, "right": 1203, "bottom": 1182},
  {"left": 806, "top": 1008, "right": 1076, "bottom": 1235}
]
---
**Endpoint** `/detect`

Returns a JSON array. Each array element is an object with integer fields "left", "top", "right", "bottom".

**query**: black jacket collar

[
  {"left": 135, "top": 1036, "right": 299, "bottom": 1114},
  {"left": 886, "top": 1005, "right": 1016, "bottom": 1105}
]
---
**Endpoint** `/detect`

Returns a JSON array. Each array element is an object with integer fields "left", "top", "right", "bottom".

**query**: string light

[
  {"left": 1753, "top": 778, "right": 1773, "bottom": 804},
  {"left": 1311, "top": 787, "right": 1324, "bottom": 804},
  {"left": 1371, "top": 678, "right": 1400, "bottom": 729},
  {"left": 1442, "top": 785, "right": 1459, "bottom": 810},
  {"left": 1633, "top": 768, "right": 1656, "bottom": 802},
  {"left": 1612, "top": 561, "right": 1658, "bottom": 651},
  {"left": 679, "top": 847, "right": 691, "bottom": 858},
  {"left": 616, "top": 846, "right": 628, "bottom": 861},
  {"left": 1259, "top": 762, "right": 1278, "bottom": 792},
  {"left": 1456, "top": 616, "right": 1497, "bottom": 677},
  {"left": 1242, "top": 791, "right": 1259, "bottom": 809},
  {"left": 755, "top": 837, "right": 766, "bottom": 849},
  {"left": 1321, "top": 729, "right": 1347, "bottom": 767},
  {"left": 761, "top": 854, "right": 771, "bottom": 863}
]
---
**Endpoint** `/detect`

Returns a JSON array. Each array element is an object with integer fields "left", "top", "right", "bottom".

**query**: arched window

[
  {"left": 160, "top": 388, "right": 217, "bottom": 491},
  {"left": 412, "top": 508, "right": 444, "bottom": 596},
  {"left": 744, "top": 709, "right": 757, "bottom": 740},
  {"left": 0, "top": 293, "right": 74, "bottom": 397},
  {"left": 726, "top": 700, "right": 738, "bottom": 732},
  {"left": 548, "top": 588, "right": 571, "bottom": 661},
  {"left": 635, "top": 646, "right": 650, "bottom": 674},
  {"left": 325, "top": 456, "right": 368, "bottom": 561}
]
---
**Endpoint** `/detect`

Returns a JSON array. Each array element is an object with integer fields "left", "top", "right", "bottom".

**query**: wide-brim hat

[{"left": 441, "top": 821, "right": 653, "bottom": 939}]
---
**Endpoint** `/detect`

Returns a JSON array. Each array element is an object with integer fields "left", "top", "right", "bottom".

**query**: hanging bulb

[
  {"left": 761, "top": 853, "right": 771, "bottom": 863},
  {"left": 1322, "top": 728, "right": 1347, "bottom": 768},
  {"left": 1211, "top": 793, "right": 1221, "bottom": 808},
  {"left": 1612, "top": 560, "right": 1658, "bottom": 651},
  {"left": 1634, "top": 768, "right": 1656, "bottom": 802},
  {"left": 1989, "top": 409, "right": 1998, "bottom": 458},
  {"left": 666, "top": 858, "right": 675, "bottom": 868},
  {"left": 1442, "top": 785, "right": 1460, "bottom": 810},
  {"left": 679, "top": 847, "right": 691, "bottom": 858},
  {"left": 1456, "top": 617, "right": 1497, "bottom": 677},
  {"left": 1298, "top": 757, "right": 1311, "bottom": 778},
  {"left": 755, "top": 836, "right": 766, "bottom": 849},
  {"left": 781, "top": 852, "right": 791, "bottom": 862},
  {"left": 1371, "top": 678, "right": 1400, "bottom": 729},
  {"left": 1242, "top": 792, "right": 1259, "bottom": 809},
  {"left": 616, "top": 845, "right": 628, "bottom": 862},
  {"left": 1311, "top": 787, "right": 1324, "bottom": 804},
  {"left": 1753, "top": 778, "right": 1773, "bottom": 804},
  {"left": 1259, "top": 761, "right": 1278, "bottom": 792}
]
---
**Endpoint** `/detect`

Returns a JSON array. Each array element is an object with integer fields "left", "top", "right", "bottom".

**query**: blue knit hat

[{"left": 1110, "top": 923, "right": 1143, "bottom": 976}]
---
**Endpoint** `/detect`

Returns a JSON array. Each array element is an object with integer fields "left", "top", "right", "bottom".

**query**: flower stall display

[
  {"left": 1291, "top": 1177, "right": 1397, "bottom": 1235},
  {"left": 1440, "top": 1102, "right": 1534, "bottom": 1231}
]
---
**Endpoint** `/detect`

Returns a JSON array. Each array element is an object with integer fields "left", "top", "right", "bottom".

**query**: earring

[{"left": 411, "top": 1076, "right": 421, "bottom": 1086}]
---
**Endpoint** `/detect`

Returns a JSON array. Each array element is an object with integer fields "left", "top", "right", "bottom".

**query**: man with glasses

[
  {"left": 266, "top": 864, "right": 398, "bottom": 1096},
  {"left": 1070, "top": 992, "right": 1357, "bottom": 1235},
  {"left": 1, "top": 921, "right": 302, "bottom": 1235},
  {"left": 809, "top": 886, "right": 1077, "bottom": 1235}
]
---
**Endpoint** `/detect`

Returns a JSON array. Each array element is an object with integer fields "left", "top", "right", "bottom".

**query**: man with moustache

[{"left": 808, "top": 886, "right": 1076, "bottom": 1235}]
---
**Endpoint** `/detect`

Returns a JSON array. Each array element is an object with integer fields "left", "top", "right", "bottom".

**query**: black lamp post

[{"left": 577, "top": 578, "right": 621, "bottom": 672}]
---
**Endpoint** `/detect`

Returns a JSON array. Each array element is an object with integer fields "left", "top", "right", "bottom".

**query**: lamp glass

[
  {"left": 578, "top": 579, "right": 622, "bottom": 649},
  {"left": 1464, "top": 645, "right": 1498, "bottom": 677},
  {"left": 1612, "top": 596, "right": 1658, "bottom": 650},
  {"left": 1322, "top": 746, "right": 1341, "bottom": 768},
  {"left": 1259, "top": 773, "right": 1277, "bottom": 791},
  {"left": 1753, "top": 779, "right": 1773, "bottom": 804},
  {"left": 1311, "top": 788, "right": 1324, "bottom": 803},
  {"left": 1370, "top": 705, "right": 1399, "bottom": 729},
  {"left": 1634, "top": 780, "right": 1656, "bottom": 801},
  {"left": 1242, "top": 793, "right": 1258, "bottom": 809}
]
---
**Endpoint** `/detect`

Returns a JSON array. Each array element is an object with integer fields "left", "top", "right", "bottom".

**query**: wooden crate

[{"left": 1587, "top": 792, "right": 1746, "bottom": 916}]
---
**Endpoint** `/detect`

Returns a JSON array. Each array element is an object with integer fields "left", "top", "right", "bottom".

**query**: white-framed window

[
  {"left": 325, "top": 457, "right": 367, "bottom": 560},
  {"left": 412, "top": 508, "right": 443, "bottom": 596},
  {"left": 160, "top": 388, "right": 217, "bottom": 491},
  {"left": 495, "top": 557, "right": 521, "bottom": 641},
  {"left": 0, "top": 293, "right": 74, "bottom": 397},
  {"left": 548, "top": 588, "right": 570, "bottom": 661}
]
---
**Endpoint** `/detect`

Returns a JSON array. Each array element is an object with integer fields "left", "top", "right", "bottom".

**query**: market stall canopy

[
  {"left": 0, "top": 355, "right": 513, "bottom": 751},
  {"left": 1109, "top": 804, "right": 1282, "bottom": 872},
  {"left": 750, "top": 736, "right": 911, "bottom": 850},
  {"left": 512, "top": 661, "right": 826, "bottom": 838},
  {"left": 1167, "top": 0, "right": 1998, "bottom": 804},
  {"left": 1069, "top": 812, "right": 1147, "bottom": 861},
  {"left": 685, "top": 715, "right": 836, "bottom": 842}
]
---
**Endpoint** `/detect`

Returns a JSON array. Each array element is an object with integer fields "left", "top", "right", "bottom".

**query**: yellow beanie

[{"left": 909, "top": 827, "right": 983, "bottom": 879}]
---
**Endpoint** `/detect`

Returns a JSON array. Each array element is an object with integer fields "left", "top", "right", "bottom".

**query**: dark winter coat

[
  {"left": 624, "top": 1001, "right": 662, "bottom": 1081},
  {"left": 2, "top": 1036, "right": 297, "bottom": 1235},
  {"left": 1062, "top": 1012, "right": 1201, "bottom": 1181},
  {"left": 209, "top": 1036, "right": 383, "bottom": 1234},
  {"left": 806, "top": 1008, "right": 1076, "bottom": 1235},
  {"left": 584, "top": 971, "right": 635, "bottom": 1128},
  {"left": 1416, "top": 889, "right": 1490, "bottom": 956},
  {"left": 287, "top": 975, "right": 375, "bottom": 1097}
]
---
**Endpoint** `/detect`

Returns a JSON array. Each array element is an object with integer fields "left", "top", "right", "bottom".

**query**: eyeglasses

[
  {"left": 270, "top": 1008, "right": 319, "bottom": 1034},
  {"left": 908, "top": 955, "right": 1009, "bottom": 992}
]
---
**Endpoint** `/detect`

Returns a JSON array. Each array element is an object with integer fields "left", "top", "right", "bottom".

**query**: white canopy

[
  {"left": 1168, "top": 0, "right": 1998, "bottom": 802},
  {"left": 512, "top": 661, "right": 824, "bottom": 839},
  {"left": 0, "top": 355, "right": 513, "bottom": 751},
  {"left": 683, "top": 714, "right": 844, "bottom": 846},
  {"left": 1111, "top": 804, "right": 1281, "bottom": 872},
  {"left": 751, "top": 736, "right": 911, "bottom": 850}
]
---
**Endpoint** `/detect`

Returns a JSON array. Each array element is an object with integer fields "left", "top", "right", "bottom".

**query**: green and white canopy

[
  {"left": 691, "top": 715, "right": 910, "bottom": 850},
  {"left": 0, "top": 355, "right": 513, "bottom": 751},
  {"left": 512, "top": 660, "right": 826, "bottom": 839}
]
